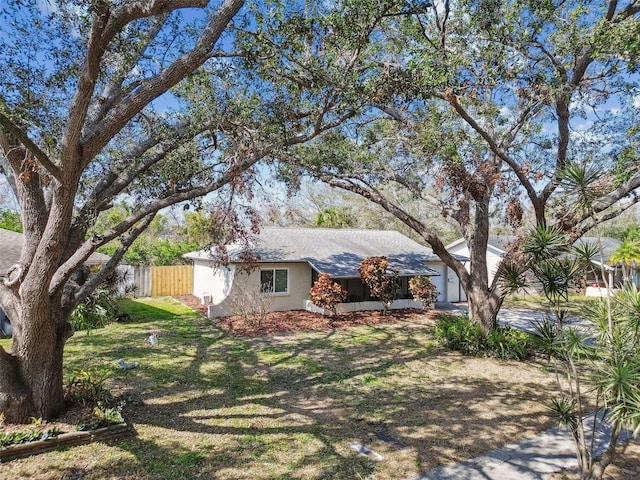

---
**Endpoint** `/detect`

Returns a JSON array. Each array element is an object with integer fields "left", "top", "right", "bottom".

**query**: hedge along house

[{"left": 184, "top": 228, "right": 465, "bottom": 318}]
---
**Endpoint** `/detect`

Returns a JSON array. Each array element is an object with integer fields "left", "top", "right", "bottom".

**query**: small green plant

[
  {"left": 362, "top": 373, "right": 378, "bottom": 385},
  {"left": 30, "top": 416, "right": 42, "bottom": 426},
  {"left": 0, "top": 429, "right": 42, "bottom": 447},
  {"left": 76, "top": 403, "right": 125, "bottom": 431},
  {"left": 434, "top": 314, "right": 531, "bottom": 360},
  {"left": 46, "top": 426, "right": 62, "bottom": 437},
  {"left": 0, "top": 425, "right": 61, "bottom": 447},
  {"left": 66, "top": 368, "right": 113, "bottom": 407},
  {"left": 71, "top": 287, "right": 118, "bottom": 334}
]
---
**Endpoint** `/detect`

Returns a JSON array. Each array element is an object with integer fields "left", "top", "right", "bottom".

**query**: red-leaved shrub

[{"left": 309, "top": 273, "right": 347, "bottom": 315}]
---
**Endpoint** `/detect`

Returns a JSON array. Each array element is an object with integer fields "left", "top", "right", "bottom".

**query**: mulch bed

[{"left": 173, "top": 294, "right": 442, "bottom": 337}]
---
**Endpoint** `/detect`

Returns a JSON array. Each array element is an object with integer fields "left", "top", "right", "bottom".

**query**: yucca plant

[{"left": 509, "top": 224, "right": 640, "bottom": 480}]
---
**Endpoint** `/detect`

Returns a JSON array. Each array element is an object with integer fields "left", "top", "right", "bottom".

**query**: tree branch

[
  {"left": 0, "top": 113, "right": 61, "bottom": 180},
  {"left": 72, "top": 213, "right": 156, "bottom": 309},
  {"left": 326, "top": 176, "right": 470, "bottom": 285},
  {"left": 81, "top": 0, "right": 245, "bottom": 164},
  {"left": 435, "top": 91, "right": 540, "bottom": 207}
]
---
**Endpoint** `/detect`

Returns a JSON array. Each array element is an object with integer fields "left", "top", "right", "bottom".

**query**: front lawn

[{"left": 2, "top": 298, "right": 561, "bottom": 479}]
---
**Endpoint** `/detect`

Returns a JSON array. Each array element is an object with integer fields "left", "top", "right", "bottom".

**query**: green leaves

[
  {"left": 521, "top": 223, "right": 640, "bottom": 475},
  {"left": 70, "top": 287, "right": 118, "bottom": 334},
  {"left": 0, "top": 209, "right": 22, "bottom": 232},
  {"left": 524, "top": 224, "right": 569, "bottom": 261},
  {"left": 549, "top": 396, "right": 579, "bottom": 434},
  {"left": 434, "top": 314, "right": 532, "bottom": 360}
]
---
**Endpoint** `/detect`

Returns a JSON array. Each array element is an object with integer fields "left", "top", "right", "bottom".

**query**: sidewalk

[
  {"left": 411, "top": 424, "right": 578, "bottom": 480},
  {"left": 411, "top": 416, "right": 633, "bottom": 480}
]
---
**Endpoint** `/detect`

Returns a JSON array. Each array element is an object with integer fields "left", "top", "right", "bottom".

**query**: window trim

[{"left": 260, "top": 268, "right": 290, "bottom": 295}]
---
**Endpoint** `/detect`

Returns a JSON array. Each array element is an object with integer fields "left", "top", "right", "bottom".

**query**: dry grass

[{"left": 1, "top": 297, "right": 636, "bottom": 479}]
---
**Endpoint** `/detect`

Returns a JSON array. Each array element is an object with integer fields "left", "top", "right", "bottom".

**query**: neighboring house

[
  {"left": 0, "top": 228, "right": 111, "bottom": 335},
  {"left": 184, "top": 228, "right": 466, "bottom": 318},
  {"left": 446, "top": 235, "right": 634, "bottom": 296}
]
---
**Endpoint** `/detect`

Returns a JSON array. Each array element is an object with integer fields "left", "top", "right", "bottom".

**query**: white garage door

[{"left": 429, "top": 264, "right": 446, "bottom": 302}]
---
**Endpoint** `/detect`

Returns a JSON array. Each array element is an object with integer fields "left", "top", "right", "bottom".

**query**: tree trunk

[
  {"left": 466, "top": 285, "right": 502, "bottom": 334},
  {"left": 0, "top": 301, "right": 71, "bottom": 423},
  {"left": 459, "top": 192, "right": 505, "bottom": 334},
  {"left": 581, "top": 423, "right": 621, "bottom": 480},
  {"left": 0, "top": 349, "right": 33, "bottom": 423}
]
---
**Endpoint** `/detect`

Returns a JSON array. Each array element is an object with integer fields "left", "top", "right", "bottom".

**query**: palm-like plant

[
  {"left": 610, "top": 240, "right": 640, "bottom": 284},
  {"left": 508, "top": 225, "right": 640, "bottom": 480}
]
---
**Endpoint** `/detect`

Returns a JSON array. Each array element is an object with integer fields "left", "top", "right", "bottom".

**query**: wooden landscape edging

[{"left": 0, "top": 423, "right": 134, "bottom": 462}]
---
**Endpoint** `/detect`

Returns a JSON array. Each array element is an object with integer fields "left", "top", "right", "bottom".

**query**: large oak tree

[
  {"left": 290, "top": 0, "right": 640, "bottom": 332},
  {"left": 0, "top": 0, "right": 365, "bottom": 422}
]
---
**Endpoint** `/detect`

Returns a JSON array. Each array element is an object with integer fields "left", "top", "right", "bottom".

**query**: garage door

[{"left": 429, "top": 264, "right": 446, "bottom": 302}]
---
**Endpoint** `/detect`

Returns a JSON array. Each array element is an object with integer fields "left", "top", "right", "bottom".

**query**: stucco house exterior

[
  {"left": 446, "top": 235, "right": 635, "bottom": 296},
  {"left": 446, "top": 236, "right": 516, "bottom": 291},
  {"left": 0, "top": 228, "right": 111, "bottom": 335},
  {"left": 184, "top": 228, "right": 466, "bottom": 318}
]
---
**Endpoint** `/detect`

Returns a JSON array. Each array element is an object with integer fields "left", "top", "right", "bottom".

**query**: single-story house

[
  {"left": 184, "top": 228, "right": 466, "bottom": 318},
  {"left": 0, "top": 228, "right": 111, "bottom": 335},
  {"left": 446, "top": 235, "right": 636, "bottom": 296}
]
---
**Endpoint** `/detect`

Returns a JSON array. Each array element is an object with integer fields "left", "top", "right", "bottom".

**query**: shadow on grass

[{"left": 50, "top": 298, "right": 559, "bottom": 480}]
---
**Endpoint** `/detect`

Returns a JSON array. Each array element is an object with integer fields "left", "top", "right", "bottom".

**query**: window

[{"left": 260, "top": 268, "right": 289, "bottom": 294}]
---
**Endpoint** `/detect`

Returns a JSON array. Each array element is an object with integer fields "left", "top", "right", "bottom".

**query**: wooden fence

[
  {"left": 151, "top": 265, "right": 193, "bottom": 296},
  {"left": 130, "top": 265, "right": 193, "bottom": 297}
]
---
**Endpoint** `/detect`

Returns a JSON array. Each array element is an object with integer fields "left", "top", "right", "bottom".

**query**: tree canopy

[
  {"left": 0, "top": 0, "right": 373, "bottom": 422},
  {"left": 284, "top": 0, "right": 640, "bottom": 330}
]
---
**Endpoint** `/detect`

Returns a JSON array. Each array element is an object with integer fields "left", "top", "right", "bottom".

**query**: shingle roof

[
  {"left": 574, "top": 237, "right": 621, "bottom": 263},
  {"left": 0, "top": 228, "right": 111, "bottom": 277},
  {"left": 0, "top": 228, "right": 23, "bottom": 277},
  {"left": 487, "top": 235, "right": 622, "bottom": 264},
  {"left": 185, "top": 228, "right": 443, "bottom": 278}
]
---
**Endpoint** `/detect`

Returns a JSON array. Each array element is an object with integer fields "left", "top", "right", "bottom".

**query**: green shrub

[
  {"left": 485, "top": 326, "right": 531, "bottom": 360},
  {"left": 434, "top": 314, "right": 532, "bottom": 360},
  {"left": 70, "top": 287, "right": 118, "bottom": 334},
  {"left": 76, "top": 403, "right": 125, "bottom": 431},
  {"left": 65, "top": 368, "right": 113, "bottom": 407},
  {"left": 434, "top": 314, "right": 483, "bottom": 355}
]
